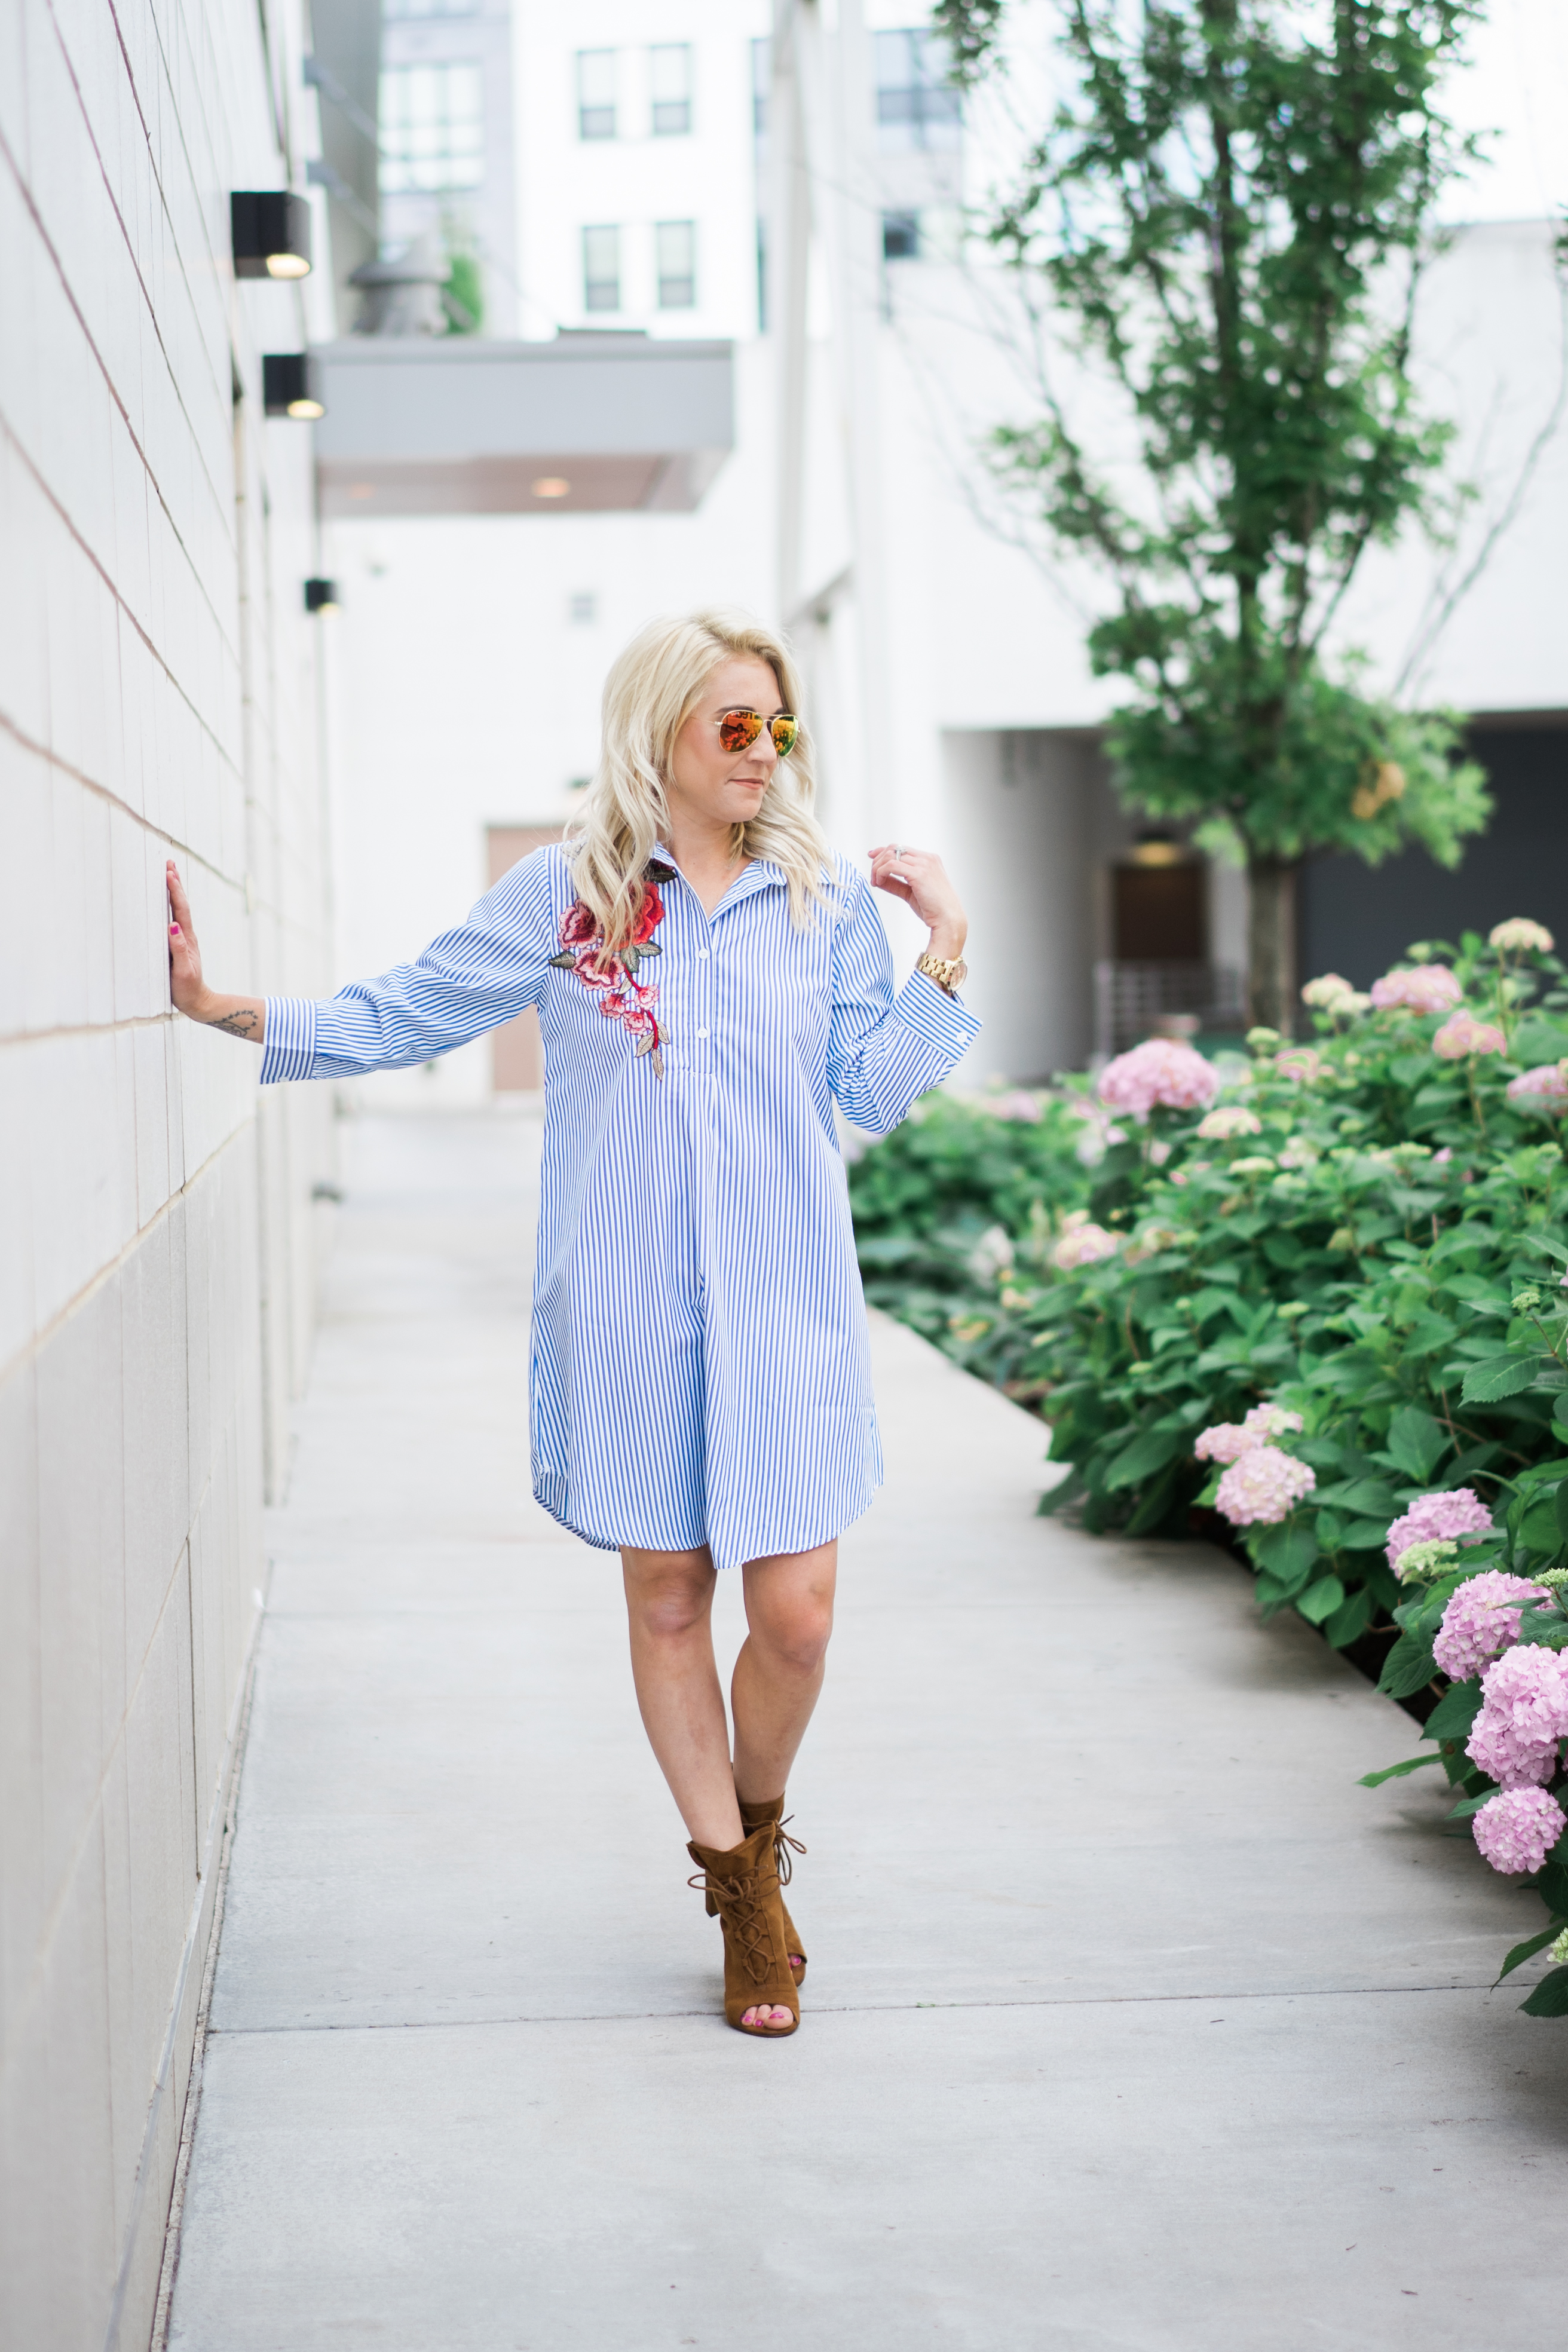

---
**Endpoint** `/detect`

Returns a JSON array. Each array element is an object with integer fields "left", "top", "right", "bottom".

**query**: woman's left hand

[{"left": 868, "top": 844, "right": 967, "bottom": 959}]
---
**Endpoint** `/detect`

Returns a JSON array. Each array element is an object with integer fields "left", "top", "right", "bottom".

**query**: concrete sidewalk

[{"left": 167, "top": 1110, "right": 1568, "bottom": 2351}]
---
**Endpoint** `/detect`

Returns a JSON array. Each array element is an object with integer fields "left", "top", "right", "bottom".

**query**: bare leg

[
  {"left": 733, "top": 1541, "right": 837, "bottom": 1806},
  {"left": 620, "top": 1546, "right": 742, "bottom": 1850},
  {"left": 621, "top": 1542, "right": 821, "bottom": 2033}
]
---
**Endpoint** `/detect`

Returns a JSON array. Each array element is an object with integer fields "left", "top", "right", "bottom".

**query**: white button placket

[{"left": 692, "top": 909, "right": 713, "bottom": 1071}]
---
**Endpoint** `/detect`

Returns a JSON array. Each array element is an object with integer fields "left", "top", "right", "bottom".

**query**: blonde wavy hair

[{"left": 566, "top": 608, "right": 834, "bottom": 950}]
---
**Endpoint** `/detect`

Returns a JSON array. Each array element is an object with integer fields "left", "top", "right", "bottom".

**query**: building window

[
  {"left": 382, "top": 0, "right": 477, "bottom": 17},
  {"left": 656, "top": 220, "right": 696, "bottom": 310},
  {"left": 568, "top": 591, "right": 598, "bottom": 625},
  {"left": 583, "top": 224, "right": 621, "bottom": 312},
  {"left": 379, "top": 63, "right": 485, "bottom": 192},
  {"left": 577, "top": 50, "right": 617, "bottom": 140},
  {"left": 874, "top": 29, "right": 961, "bottom": 151},
  {"left": 883, "top": 211, "right": 920, "bottom": 261},
  {"left": 650, "top": 44, "right": 693, "bottom": 136}
]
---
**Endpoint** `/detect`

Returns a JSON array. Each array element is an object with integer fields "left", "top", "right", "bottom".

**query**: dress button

[
  {"left": 698, "top": 950, "right": 710, "bottom": 961},
  {"left": 696, "top": 1028, "right": 709, "bottom": 1039}
]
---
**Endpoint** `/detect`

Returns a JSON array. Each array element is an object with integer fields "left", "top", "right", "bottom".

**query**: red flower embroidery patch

[{"left": 549, "top": 871, "right": 668, "bottom": 1077}]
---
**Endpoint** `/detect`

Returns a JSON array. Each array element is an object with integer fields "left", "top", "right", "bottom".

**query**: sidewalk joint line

[{"left": 204, "top": 1977, "right": 1505, "bottom": 2038}]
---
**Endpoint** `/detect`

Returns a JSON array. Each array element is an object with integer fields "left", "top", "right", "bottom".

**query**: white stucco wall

[{"left": 0, "top": 5, "right": 338, "bottom": 2344}]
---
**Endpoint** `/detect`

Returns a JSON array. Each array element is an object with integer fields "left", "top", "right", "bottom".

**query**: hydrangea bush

[{"left": 849, "top": 917, "right": 1568, "bottom": 2010}]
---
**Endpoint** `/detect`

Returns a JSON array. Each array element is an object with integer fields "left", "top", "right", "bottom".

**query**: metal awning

[{"left": 311, "top": 333, "right": 734, "bottom": 517}]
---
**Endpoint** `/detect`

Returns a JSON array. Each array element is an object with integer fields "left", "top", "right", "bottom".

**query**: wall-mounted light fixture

[
  {"left": 231, "top": 191, "right": 313, "bottom": 280},
  {"left": 1128, "top": 831, "right": 1184, "bottom": 868},
  {"left": 531, "top": 476, "right": 571, "bottom": 498},
  {"left": 263, "top": 354, "right": 325, "bottom": 419},
  {"left": 304, "top": 578, "right": 340, "bottom": 614}
]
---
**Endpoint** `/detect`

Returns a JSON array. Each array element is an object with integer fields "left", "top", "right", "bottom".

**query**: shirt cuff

[
  {"left": 259, "top": 997, "right": 318, "bottom": 1085},
  {"left": 894, "top": 968, "right": 982, "bottom": 1058}
]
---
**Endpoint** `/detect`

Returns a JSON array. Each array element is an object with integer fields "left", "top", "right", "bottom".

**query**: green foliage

[
  {"left": 849, "top": 1089, "right": 1096, "bottom": 1394},
  {"left": 444, "top": 250, "right": 483, "bottom": 334},
  {"left": 933, "top": 1, "right": 1498, "bottom": 1019},
  {"left": 854, "top": 921, "right": 1568, "bottom": 2008},
  {"left": 856, "top": 927, "right": 1568, "bottom": 1599}
]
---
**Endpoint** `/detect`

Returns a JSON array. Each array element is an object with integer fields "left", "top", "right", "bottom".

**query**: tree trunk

[{"left": 1247, "top": 854, "right": 1300, "bottom": 1036}]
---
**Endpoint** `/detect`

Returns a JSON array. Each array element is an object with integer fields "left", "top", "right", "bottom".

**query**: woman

[{"left": 166, "top": 609, "right": 976, "bottom": 2039}]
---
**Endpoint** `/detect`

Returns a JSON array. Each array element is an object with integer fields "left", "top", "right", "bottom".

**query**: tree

[{"left": 934, "top": 0, "right": 1492, "bottom": 1030}]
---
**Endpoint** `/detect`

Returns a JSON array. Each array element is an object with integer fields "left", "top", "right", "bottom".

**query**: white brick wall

[{"left": 0, "top": 3, "right": 336, "bottom": 2344}]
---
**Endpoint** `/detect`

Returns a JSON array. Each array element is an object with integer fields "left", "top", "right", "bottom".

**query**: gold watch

[{"left": 916, "top": 951, "right": 967, "bottom": 996}]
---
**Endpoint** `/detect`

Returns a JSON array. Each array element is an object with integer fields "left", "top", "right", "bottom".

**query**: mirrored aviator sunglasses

[{"left": 717, "top": 708, "right": 800, "bottom": 759}]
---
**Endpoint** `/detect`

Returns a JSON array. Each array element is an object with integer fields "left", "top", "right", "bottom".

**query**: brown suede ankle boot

[
  {"left": 703, "top": 1794, "right": 807, "bottom": 1983},
  {"left": 687, "top": 1821, "right": 800, "bottom": 2036}
]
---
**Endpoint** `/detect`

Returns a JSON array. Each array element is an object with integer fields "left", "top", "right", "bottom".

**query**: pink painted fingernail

[{"left": 170, "top": 923, "right": 180, "bottom": 935}]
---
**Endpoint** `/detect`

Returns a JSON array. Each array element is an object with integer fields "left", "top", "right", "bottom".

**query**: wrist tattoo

[{"left": 211, "top": 1008, "right": 260, "bottom": 1040}]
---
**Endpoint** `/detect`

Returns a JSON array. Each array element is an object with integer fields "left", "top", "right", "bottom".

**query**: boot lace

[
  {"left": 688, "top": 1857, "right": 779, "bottom": 1988},
  {"left": 771, "top": 1816, "right": 806, "bottom": 1886}
]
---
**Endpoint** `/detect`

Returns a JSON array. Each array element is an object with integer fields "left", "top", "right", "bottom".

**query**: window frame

[
  {"left": 654, "top": 219, "right": 697, "bottom": 311},
  {"left": 650, "top": 42, "right": 693, "bottom": 137},
  {"left": 577, "top": 48, "right": 618, "bottom": 142},
  {"left": 582, "top": 222, "right": 622, "bottom": 314},
  {"left": 873, "top": 28, "right": 961, "bottom": 151},
  {"left": 378, "top": 60, "right": 486, "bottom": 195}
]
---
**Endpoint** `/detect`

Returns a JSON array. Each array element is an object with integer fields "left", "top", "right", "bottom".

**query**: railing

[{"left": 1094, "top": 960, "right": 1245, "bottom": 1058}]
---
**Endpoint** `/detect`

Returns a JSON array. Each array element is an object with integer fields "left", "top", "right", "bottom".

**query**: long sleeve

[
  {"left": 827, "top": 869, "right": 981, "bottom": 1135},
  {"left": 259, "top": 847, "right": 559, "bottom": 1084}
]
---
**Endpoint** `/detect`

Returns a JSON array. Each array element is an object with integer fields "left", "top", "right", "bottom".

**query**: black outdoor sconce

[
  {"left": 231, "top": 191, "right": 313, "bottom": 280},
  {"left": 304, "top": 578, "right": 340, "bottom": 614},
  {"left": 263, "top": 354, "right": 325, "bottom": 419}
]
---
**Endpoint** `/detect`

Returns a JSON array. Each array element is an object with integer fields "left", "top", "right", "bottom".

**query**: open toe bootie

[
  {"left": 688, "top": 1820, "right": 800, "bottom": 2037},
  {"left": 705, "top": 1794, "right": 807, "bottom": 1984}
]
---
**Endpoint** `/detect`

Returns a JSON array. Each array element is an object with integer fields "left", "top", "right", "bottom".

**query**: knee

[
  {"left": 754, "top": 1595, "right": 834, "bottom": 1678},
  {"left": 629, "top": 1573, "right": 712, "bottom": 1646}
]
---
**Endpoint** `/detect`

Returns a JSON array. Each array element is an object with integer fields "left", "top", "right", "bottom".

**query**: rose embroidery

[{"left": 549, "top": 865, "right": 669, "bottom": 1077}]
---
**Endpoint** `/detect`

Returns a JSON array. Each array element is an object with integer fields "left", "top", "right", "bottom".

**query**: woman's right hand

[
  {"left": 166, "top": 862, "right": 209, "bottom": 1017},
  {"left": 166, "top": 861, "right": 267, "bottom": 1043}
]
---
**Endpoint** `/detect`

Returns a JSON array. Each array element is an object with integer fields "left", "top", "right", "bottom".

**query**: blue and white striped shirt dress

[{"left": 261, "top": 844, "right": 980, "bottom": 1569}]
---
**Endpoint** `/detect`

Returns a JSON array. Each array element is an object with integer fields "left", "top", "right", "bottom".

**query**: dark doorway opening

[{"left": 1300, "top": 718, "right": 1568, "bottom": 985}]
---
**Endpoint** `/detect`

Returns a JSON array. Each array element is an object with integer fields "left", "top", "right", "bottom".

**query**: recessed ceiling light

[{"left": 532, "top": 476, "right": 571, "bottom": 498}]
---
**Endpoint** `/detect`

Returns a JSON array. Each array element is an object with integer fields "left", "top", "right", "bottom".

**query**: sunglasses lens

[
  {"left": 718, "top": 709, "right": 764, "bottom": 753},
  {"left": 770, "top": 715, "right": 799, "bottom": 758}
]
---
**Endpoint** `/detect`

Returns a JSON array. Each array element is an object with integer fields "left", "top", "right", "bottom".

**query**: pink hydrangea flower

[
  {"left": 1386, "top": 1489, "right": 1494, "bottom": 1578},
  {"left": 1196, "top": 1404, "right": 1304, "bottom": 1463},
  {"left": 1506, "top": 1064, "right": 1568, "bottom": 1112},
  {"left": 1051, "top": 1220, "right": 1120, "bottom": 1271},
  {"left": 1466, "top": 1644, "right": 1568, "bottom": 1787},
  {"left": 1472, "top": 1785, "right": 1566, "bottom": 1875},
  {"left": 1301, "top": 973, "right": 1355, "bottom": 1009},
  {"left": 988, "top": 1091, "right": 1044, "bottom": 1123},
  {"left": 1433, "top": 1010, "right": 1507, "bottom": 1059},
  {"left": 1242, "top": 1404, "right": 1304, "bottom": 1444},
  {"left": 1196, "top": 1105, "right": 1261, "bottom": 1140},
  {"left": 1489, "top": 918, "right": 1554, "bottom": 954},
  {"left": 1214, "top": 1446, "right": 1316, "bottom": 1527},
  {"left": 1098, "top": 1039, "right": 1220, "bottom": 1121},
  {"left": 1431, "top": 1567, "right": 1541, "bottom": 1679},
  {"left": 1370, "top": 964, "right": 1463, "bottom": 1016},
  {"left": 1273, "top": 1047, "right": 1322, "bottom": 1083}
]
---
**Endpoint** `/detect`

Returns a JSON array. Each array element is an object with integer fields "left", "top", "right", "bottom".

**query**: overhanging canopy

[{"left": 311, "top": 334, "right": 735, "bottom": 517}]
